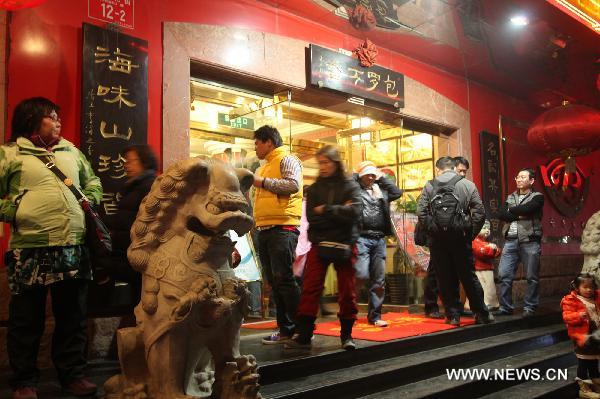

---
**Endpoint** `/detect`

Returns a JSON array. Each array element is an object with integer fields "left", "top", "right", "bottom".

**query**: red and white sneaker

[
  {"left": 13, "top": 387, "right": 37, "bottom": 399},
  {"left": 63, "top": 378, "right": 97, "bottom": 396}
]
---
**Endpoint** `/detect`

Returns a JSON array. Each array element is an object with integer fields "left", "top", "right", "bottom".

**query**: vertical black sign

[
  {"left": 479, "top": 131, "right": 504, "bottom": 245},
  {"left": 81, "top": 22, "right": 148, "bottom": 218}
]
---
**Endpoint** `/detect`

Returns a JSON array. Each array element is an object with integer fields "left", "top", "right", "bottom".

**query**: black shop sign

[{"left": 81, "top": 22, "right": 148, "bottom": 217}]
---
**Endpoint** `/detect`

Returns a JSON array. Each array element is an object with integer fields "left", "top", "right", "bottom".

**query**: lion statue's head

[{"left": 127, "top": 157, "right": 254, "bottom": 273}]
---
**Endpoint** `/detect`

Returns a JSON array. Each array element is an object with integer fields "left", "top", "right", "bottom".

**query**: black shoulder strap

[
  {"left": 447, "top": 174, "right": 464, "bottom": 187},
  {"left": 429, "top": 179, "right": 439, "bottom": 196},
  {"left": 37, "top": 154, "right": 89, "bottom": 204},
  {"left": 431, "top": 175, "right": 463, "bottom": 196}
]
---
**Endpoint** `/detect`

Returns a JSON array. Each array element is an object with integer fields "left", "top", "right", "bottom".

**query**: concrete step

[
  {"left": 261, "top": 324, "right": 568, "bottom": 399},
  {"left": 361, "top": 340, "right": 576, "bottom": 399},
  {"left": 257, "top": 311, "right": 563, "bottom": 386}
]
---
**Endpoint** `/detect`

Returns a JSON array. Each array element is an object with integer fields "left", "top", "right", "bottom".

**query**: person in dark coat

[
  {"left": 353, "top": 161, "right": 402, "bottom": 326},
  {"left": 104, "top": 144, "right": 158, "bottom": 305},
  {"left": 416, "top": 156, "right": 492, "bottom": 326},
  {"left": 284, "top": 145, "right": 362, "bottom": 351}
]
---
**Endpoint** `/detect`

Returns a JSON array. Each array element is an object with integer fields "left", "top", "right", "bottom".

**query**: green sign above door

[{"left": 218, "top": 113, "right": 255, "bottom": 130}]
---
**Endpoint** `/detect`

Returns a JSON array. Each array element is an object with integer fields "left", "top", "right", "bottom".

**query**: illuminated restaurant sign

[
  {"left": 309, "top": 44, "right": 404, "bottom": 109},
  {"left": 80, "top": 22, "right": 148, "bottom": 216}
]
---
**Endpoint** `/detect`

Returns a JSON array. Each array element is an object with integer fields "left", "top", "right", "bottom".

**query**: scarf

[
  {"left": 577, "top": 294, "right": 600, "bottom": 329},
  {"left": 364, "top": 182, "right": 383, "bottom": 200},
  {"left": 30, "top": 134, "right": 61, "bottom": 152}
]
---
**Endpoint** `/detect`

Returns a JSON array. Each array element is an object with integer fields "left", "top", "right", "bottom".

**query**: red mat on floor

[
  {"left": 313, "top": 312, "right": 475, "bottom": 342},
  {"left": 241, "top": 320, "right": 278, "bottom": 330}
]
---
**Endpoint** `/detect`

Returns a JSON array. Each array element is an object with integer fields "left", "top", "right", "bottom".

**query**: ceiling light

[{"left": 510, "top": 15, "right": 529, "bottom": 26}]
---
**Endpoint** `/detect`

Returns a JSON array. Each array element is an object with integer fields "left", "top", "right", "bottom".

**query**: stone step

[
  {"left": 359, "top": 340, "right": 575, "bottom": 399},
  {"left": 257, "top": 312, "right": 563, "bottom": 386},
  {"left": 260, "top": 324, "right": 568, "bottom": 399}
]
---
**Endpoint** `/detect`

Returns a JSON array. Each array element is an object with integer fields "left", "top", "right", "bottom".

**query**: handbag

[
  {"left": 317, "top": 241, "right": 351, "bottom": 263},
  {"left": 413, "top": 219, "right": 428, "bottom": 247},
  {"left": 38, "top": 155, "right": 112, "bottom": 253}
]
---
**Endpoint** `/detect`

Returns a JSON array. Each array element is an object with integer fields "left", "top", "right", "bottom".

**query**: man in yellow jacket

[{"left": 253, "top": 125, "right": 303, "bottom": 344}]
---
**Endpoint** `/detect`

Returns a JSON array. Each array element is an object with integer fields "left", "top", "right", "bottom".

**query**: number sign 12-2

[{"left": 89, "top": 0, "right": 134, "bottom": 30}]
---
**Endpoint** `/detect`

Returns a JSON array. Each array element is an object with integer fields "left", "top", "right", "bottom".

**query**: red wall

[{"left": 4, "top": 0, "right": 598, "bottom": 257}]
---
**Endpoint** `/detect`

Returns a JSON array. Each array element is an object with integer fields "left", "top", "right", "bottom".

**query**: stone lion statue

[
  {"left": 582, "top": 210, "right": 600, "bottom": 283},
  {"left": 104, "top": 158, "right": 261, "bottom": 399}
]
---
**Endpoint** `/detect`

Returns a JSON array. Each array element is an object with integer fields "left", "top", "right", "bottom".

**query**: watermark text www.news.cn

[{"left": 446, "top": 368, "right": 569, "bottom": 382}]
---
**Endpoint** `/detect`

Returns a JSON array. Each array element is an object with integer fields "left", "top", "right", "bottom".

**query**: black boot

[
  {"left": 296, "top": 315, "right": 316, "bottom": 343},
  {"left": 284, "top": 315, "right": 315, "bottom": 350},
  {"left": 340, "top": 318, "right": 356, "bottom": 350}
]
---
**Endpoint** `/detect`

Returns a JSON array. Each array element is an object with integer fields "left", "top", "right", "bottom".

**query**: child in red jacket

[
  {"left": 561, "top": 273, "right": 600, "bottom": 398},
  {"left": 465, "top": 220, "right": 501, "bottom": 312}
]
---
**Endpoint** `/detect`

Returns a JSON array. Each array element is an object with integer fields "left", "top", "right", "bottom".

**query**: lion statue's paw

[{"left": 219, "top": 355, "right": 261, "bottom": 399}]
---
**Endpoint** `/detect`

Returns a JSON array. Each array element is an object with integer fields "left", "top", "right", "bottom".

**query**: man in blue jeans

[
  {"left": 353, "top": 161, "right": 402, "bottom": 326},
  {"left": 252, "top": 125, "right": 303, "bottom": 344},
  {"left": 495, "top": 168, "right": 544, "bottom": 318}
]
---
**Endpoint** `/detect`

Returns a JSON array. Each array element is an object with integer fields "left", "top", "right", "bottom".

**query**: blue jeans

[
  {"left": 354, "top": 236, "right": 386, "bottom": 323},
  {"left": 498, "top": 239, "right": 541, "bottom": 313}
]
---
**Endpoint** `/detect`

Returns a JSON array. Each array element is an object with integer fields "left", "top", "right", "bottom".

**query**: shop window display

[{"left": 188, "top": 78, "right": 435, "bottom": 309}]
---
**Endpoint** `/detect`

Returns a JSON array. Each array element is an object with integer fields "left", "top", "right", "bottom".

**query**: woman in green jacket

[{"left": 0, "top": 97, "right": 103, "bottom": 399}]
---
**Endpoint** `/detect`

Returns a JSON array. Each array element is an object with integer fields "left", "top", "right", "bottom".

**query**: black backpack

[{"left": 427, "top": 175, "right": 471, "bottom": 237}]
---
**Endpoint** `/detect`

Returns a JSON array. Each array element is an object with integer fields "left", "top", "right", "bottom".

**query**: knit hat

[{"left": 357, "top": 160, "right": 378, "bottom": 177}]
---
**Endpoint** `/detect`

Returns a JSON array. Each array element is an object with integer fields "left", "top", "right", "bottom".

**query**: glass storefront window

[{"left": 189, "top": 78, "right": 438, "bottom": 306}]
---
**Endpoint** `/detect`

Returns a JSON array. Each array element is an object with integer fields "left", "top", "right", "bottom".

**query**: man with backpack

[
  {"left": 417, "top": 156, "right": 493, "bottom": 326},
  {"left": 422, "top": 156, "right": 470, "bottom": 319}
]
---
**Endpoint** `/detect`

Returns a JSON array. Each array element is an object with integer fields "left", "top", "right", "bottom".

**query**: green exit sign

[{"left": 218, "top": 113, "right": 255, "bottom": 130}]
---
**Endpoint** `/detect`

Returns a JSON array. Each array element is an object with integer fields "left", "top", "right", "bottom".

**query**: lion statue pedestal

[{"left": 104, "top": 158, "right": 261, "bottom": 399}]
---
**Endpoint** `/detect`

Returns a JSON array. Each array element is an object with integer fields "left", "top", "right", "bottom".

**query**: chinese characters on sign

[
  {"left": 479, "top": 131, "right": 505, "bottom": 245},
  {"left": 309, "top": 44, "right": 404, "bottom": 109},
  {"left": 88, "top": 0, "right": 134, "bottom": 30},
  {"left": 217, "top": 113, "right": 255, "bottom": 130},
  {"left": 81, "top": 23, "right": 147, "bottom": 218}
]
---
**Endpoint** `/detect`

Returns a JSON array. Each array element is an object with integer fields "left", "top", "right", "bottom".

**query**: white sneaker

[
  {"left": 371, "top": 319, "right": 388, "bottom": 327},
  {"left": 341, "top": 338, "right": 356, "bottom": 350}
]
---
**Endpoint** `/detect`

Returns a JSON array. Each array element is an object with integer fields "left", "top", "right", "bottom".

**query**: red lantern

[
  {"left": 0, "top": 0, "right": 47, "bottom": 10},
  {"left": 527, "top": 103, "right": 600, "bottom": 172}
]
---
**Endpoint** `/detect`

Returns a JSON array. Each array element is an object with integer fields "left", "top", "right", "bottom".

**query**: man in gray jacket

[
  {"left": 495, "top": 168, "right": 544, "bottom": 317},
  {"left": 417, "top": 156, "right": 492, "bottom": 326}
]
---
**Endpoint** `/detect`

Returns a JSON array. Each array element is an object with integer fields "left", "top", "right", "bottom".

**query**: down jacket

[
  {"left": 472, "top": 236, "right": 501, "bottom": 271},
  {"left": 561, "top": 290, "right": 600, "bottom": 347},
  {"left": 0, "top": 137, "right": 102, "bottom": 248},
  {"left": 306, "top": 175, "right": 362, "bottom": 246}
]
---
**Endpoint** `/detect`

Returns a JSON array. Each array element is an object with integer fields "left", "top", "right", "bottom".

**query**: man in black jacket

[
  {"left": 353, "top": 161, "right": 402, "bottom": 326},
  {"left": 417, "top": 156, "right": 492, "bottom": 326},
  {"left": 423, "top": 156, "right": 470, "bottom": 318},
  {"left": 495, "top": 168, "right": 544, "bottom": 317}
]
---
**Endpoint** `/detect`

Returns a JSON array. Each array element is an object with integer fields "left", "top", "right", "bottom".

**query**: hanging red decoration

[
  {"left": 353, "top": 38, "right": 378, "bottom": 67},
  {"left": 348, "top": 4, "right": 376, "bottom": 31},
  {"left": 0, "top": 0, "right": 47, "bottom": 10},
  {"left": 527, "top": 103, "right": 600, "bottom": 172}
]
